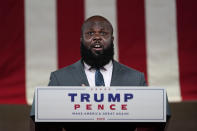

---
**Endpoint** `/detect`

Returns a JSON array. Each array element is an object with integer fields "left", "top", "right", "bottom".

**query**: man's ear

[
  {"left": 111, "top": 36, "right": 114, "bottom": 41},
  {"left": 80, "top": 37, "right": 82, "bottom": 43}
]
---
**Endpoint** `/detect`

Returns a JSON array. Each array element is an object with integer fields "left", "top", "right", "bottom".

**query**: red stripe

[
  {"left": 117, "top": 0, "right": 147, "bottom": 80},
  {"left": 0, "top": 0, "right": 26, "bottom": 104},
  {"left": 177, "top": 0, "right": 197, "bottom": 100},
  {"left": 57, "top": 0, "right": 84, "bottom": 68}
]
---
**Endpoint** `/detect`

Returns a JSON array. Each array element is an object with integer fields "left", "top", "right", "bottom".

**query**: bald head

[{"left": 81, "top": 15, "right": 113, "bottom": 36}]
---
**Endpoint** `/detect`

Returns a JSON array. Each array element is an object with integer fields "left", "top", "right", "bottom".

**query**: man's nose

[{"left": 93, "top": 33, "right": 101, "bottom": 41}]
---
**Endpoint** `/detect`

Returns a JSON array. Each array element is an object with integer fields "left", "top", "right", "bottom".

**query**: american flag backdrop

[{"left": 0, "top": 0, "right": 197, "bottom": 105}]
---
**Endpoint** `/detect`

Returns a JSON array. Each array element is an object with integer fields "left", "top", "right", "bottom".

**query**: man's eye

[
  {"left": 100, "top": 32, "right": 107, "bottom": 36},
  {"left": 87, "top": 32, "right": 94, "bottom": 35}
]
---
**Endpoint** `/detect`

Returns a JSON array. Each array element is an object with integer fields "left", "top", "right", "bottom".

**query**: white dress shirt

[{"left": 84, "top": 61, "right": 113, "bottom": 87}]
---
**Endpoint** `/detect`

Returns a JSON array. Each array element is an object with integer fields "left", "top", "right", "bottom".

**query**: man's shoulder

[
  {"left": 112, "top": 61, "right": 146, "bottom": 86},
  {"left": 113, "top": 60, "right": 143, "bottom": 75},
  {"left": 52, "top": 60, "right": 82, "bottom": 75}
]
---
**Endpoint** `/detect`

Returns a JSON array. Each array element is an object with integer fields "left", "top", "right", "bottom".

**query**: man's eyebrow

[
  {"left": 84, "top": 28, "right": 94, "bottom": 31},
  {"left": 100, "top": 28, "right": 109, "bottom": 30}
]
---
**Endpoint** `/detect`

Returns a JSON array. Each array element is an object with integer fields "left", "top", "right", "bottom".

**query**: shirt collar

[{"left": 84, "top": 61, "right": 113, "bottom": 71}]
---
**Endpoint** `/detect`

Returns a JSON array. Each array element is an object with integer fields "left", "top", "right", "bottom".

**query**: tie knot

[
  {"left": 95, "top": 67, "right": 106, "bottom": 71},
  {"left": 96, "top": 68, "right": 100, "bottom": 72}
]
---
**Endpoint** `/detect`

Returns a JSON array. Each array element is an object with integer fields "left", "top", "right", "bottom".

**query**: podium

[{"left": 34, "top": 86, "right": 168, "bottom": 131}]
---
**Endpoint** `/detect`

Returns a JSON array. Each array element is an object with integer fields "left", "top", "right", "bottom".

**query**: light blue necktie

[{"left": 95, "top": 69, "right": 105, "bottom": 86}]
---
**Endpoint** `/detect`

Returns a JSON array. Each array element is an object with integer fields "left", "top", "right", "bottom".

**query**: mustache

[{"left": 90, "top": 41, "right": 103, "bottom": 48}]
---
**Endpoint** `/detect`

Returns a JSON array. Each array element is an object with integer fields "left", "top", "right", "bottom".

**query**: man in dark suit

[{"left": 30, "top": 15, "right": 170, "bottom": 131}]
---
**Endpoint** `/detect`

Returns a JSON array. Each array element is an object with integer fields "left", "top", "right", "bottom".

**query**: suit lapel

[
  {"left": 110, "top": 60, "right": 122, "bottom": 86},
  {"left": 72, "top": 60, "right": 89, "bottom": 86}
]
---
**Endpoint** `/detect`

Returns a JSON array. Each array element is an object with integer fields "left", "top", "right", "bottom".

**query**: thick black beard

[{"left": 80, "top": 42, "right": 114, "bottom": 68}]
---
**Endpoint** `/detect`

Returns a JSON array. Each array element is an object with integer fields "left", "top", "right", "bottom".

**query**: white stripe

[
  {"left": 25, "top": 0, "right": 57, "bottom": 105},
  {"left": 85, "top": 0, "right": 119, "bottom": 61},
  {"left": 145, "top": 0, "right": 181, "bottom": 102}
]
